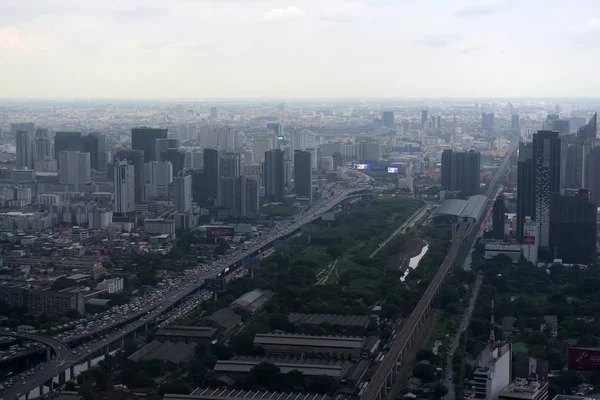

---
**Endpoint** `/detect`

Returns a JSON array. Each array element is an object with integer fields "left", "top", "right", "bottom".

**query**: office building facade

[
  {"left": 54, "top": 131, "right": 83, "bottom": 167},
  {"left": 482, "top": 113, "right": 495, "bottom": 133},
  {"left": 174, "top": 174, "right": 192, "bottom": 213},
  {"left": 549, "top": 190, "right": 596, "bottom": 264},
  {"left": 533, "top": 131, "right": 561, "bottom": 251},
  {"left": 131, "top": 127, "right": 168, "bottom": 163},
  {"left": 492, "top": 196, "right": 506, "bottom": 239},
  {"left": 114, "top": 149, "right": 145, "bottom": 204},
  {"left": 293, "top": 150, "right": 312, "bottom": 202},
  {"left": 382, "top": 111, "right": 394, "bottom": 129},
  {"left": 59, "top": 151, "right": 91, "bottom": 187},
  {"left": 113, "top": 160, "right": 136, "bottom": 214},
  {"left": 511, "top": 115, "right": 520, "bottom": 132},
  {"left": 203, "top": 149, "right": 220, "bottom": 201},
  {"left": 441, "top": 149, "right": 481, "bottom": 197},
  {"left": 517, "top": 142, "right": 535, "bottom": 244},
  {"left": 15, "top": 130, "right": 31, "bottom": 169},
  {"left": 82, "top": 132, "right": 107, "bottom": 171},
  {"left": 264, "top": 149, "right": 285, "bottom": 203}
]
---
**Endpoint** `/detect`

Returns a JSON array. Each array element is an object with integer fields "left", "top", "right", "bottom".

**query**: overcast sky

[{"left": 0, "top": 0, "right": 599, "bottom": 99}]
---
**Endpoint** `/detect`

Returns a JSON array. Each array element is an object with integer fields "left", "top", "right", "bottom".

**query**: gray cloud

[{"left": 453, "top": 0, "right": 515, "bottom": 17}]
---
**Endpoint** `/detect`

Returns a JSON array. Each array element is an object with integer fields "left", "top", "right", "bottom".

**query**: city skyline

[{"left": 0, "top": 0, "right": 599, "bottom": 99}]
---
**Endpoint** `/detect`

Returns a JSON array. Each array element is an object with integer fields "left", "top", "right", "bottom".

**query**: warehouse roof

[
  {"left": 206, "top": 308, "right": 242, "bottom": 331},
  {"left": 213, "top": 356, "right": 351, "bottom": 378},
  {"left": 127, "top": 340, "right": 195, "bottom": 365},
  {"left": 288, "top": 313, "right": 370, "bottom": 328},
  {"left": 230, "top": 289, "right": 275, "bottom": 313},
  {"left": 163, "top": 388, "right": 332, "bottom": 400},
  {"left": 254, "top": 333, "right": 364, "bottom": 349},
  {"left": 156, "top": 326, "right": 217, "bottom": 340}
]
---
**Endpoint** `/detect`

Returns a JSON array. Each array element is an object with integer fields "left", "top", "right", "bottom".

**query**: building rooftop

[
  {"left": 230, "top": 289, "right": 274, "bottom": 313},
  {"left": 163, "top": 388, "right": 332, "bottom": 400},
  {"left": 213, "top": 356, "right": 350, "bottom": 378},
  {"left": 156, "top": 326, "right": 217, "bottom": 340},
  {"left": 430, "top": 195, "right": 488, "bottom": 222},
  {"left": 206, "top": 308, "right": 242, "bottom": 331},
  {"left": 254, "top": 333, "right": 364, "bottom": 349},
  {"left": 499, "top": 379, "right": 548, "bottom": 400},
  {"left": 288, "top": 313, "right": 370, "bottom": 328},
  {"left": 127, "top": 340, "right": 195, "bottom": 365}
]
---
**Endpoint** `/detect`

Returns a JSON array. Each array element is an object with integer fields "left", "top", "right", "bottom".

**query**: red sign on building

[
  {"left": 523, "top": 236, "right": 536, "bottom": 244},
  {"left": 568, "top": 347, "right": 600, "bottom": 371}
]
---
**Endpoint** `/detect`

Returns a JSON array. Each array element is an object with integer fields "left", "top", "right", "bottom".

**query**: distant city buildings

[
  {"left": 441, "top": 149, "right": 481, "bottom": 197},
  {"left": 131, "top": 127, "right": 168, "bottom": 163}
]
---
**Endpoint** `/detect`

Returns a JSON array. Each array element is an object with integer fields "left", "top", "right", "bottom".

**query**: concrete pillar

[
  {"left": 133, "top": 330, "right": 137, "bottom": 340},
  {"left": 106, "top": 345, "right": 110, "bottom": 354},
  {"left": 39, "top": 384, "right": 44, "bottom": 396},
  {"left": 70, "top": 365, "right": 75, "bottom": 379},
  {"left": 87, "top": 356, "right": 92, "bottom": 370},
  {"left": 58, "top": 370, "right": 66, "bottom": 385},
  {"left": 121, "top": 336, "right": 124, "bottom": 348},
  {"left": 46, "top": 347, "right": 51, "bottom": 361}
]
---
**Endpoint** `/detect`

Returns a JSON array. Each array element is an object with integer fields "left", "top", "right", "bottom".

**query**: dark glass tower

[
  {"left": 264, "top": 149, "right": 285, "bottom": 203},
  {"left": 203, "top": 148, "right": 220, "bottom": 201},
  {"left": 382, "top": 111, "right": 394, "bottom": 129},
  {"left": 532, "top": 130, "right": 561, "bottom": 251},
  {"left": 131, "top": 127, "right": 168, "bottom": 163},
  {"left": 550, "top": 189, "right": 597, "bottom": 264},
  {"left": 441, "top": 149, "right": 481, "bottom": 197},
  {"left": 54, "top": 131, "right": 82, "bottom": 168},
  {"left": 82, "top": 132, "right": 106, "bottom": 171},
  {"left": 114, "top": 149, "right": 145, "bottom": 204},
  {"left": 517, "top": 142, "right": 535, "bottom": 244},
  {"left": 293, "top": 150, "right": 312, "bottom": 202},
  {"left": 492, "top": 195, "right": 506, "bottom": 239}
]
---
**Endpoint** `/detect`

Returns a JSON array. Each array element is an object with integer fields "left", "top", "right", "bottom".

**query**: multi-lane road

[{"left": 1, "top": 185, "right": 373, "bottom": 400}]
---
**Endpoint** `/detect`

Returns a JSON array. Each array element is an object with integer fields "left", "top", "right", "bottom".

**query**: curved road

[{"left": 1, "top": 185, "right": 373, "bottom": 400}]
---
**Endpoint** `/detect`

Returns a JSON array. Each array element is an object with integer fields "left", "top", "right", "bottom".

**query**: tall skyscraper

[
  {"left": 421, "top": 110, "right": 428, "bottom": 130},
  {"left": 253, "top": 139, "right": 273, "bottom": 164},
  {"left": 131, "top": 127, "right": 168, "bottom": 163},
  {"left": 144, "top": 161, "right": 173, "bottom": 199},
  {"left": 155, "top": 138, "right": 179, "bottom": 160},
  {"left": 441, "top": 149, "right": 481, "bottom": 197},
  {"left": 33, "top": 128, "right": 53, "bottom": 163},
  {"left": 160, "top": 149, "right": 186, "bottom": 176},
  {"left": 210, "top": 106, "right": 217, "bottom": 119},
  {"left": 174, "top": 174, "right": 192, "bottom": 213},
  {"left": 521, "top": 217, "right": 539, "bottom": 264},
  {"left": 11, "top": 122, "right": 34, "bottom": 137},
  {"left": 59, "top": 151, "right": 91, "bottom": 187},
  {"left": 243, "top": 177, "right": 259, "bottom": 219},
  {"left": 82, "top": 132, "right": 106, "bottom": 171},
  {"left": 551, "top": 119, "right": 570, "bottom": 135},
  {"left": 220, "top": 152, "right": 241, "bottom": 178},
  {"left": 482, "top": 113, "right": 495, "bottom": 133},
  {"left": 516, "top": 142, "right": 535, "bottom": 244},
  {"left": 492, "top": 196, "right": 506, "bottom": 239},
  {"left": 533, "top": 130, "right": 561, "bottom": 251},
  {"left": 293, "top": 150, "right": 312, "bottom": 202},
  {"left": 114, "top": 149, "right": 145, "bottom": 204},
  {"left": 203, "top": 149, "right": 220, "bottom": 201},
  {"left": 382, "top": 111, "right": 394, "bottom": 129},
  {"left": 114, "top": 160, "right": 135, "bottom": 214},
  {"left": 54, "top": 131, "right": 83, "bottom": 167},
  {"left": 550, "top": 189, "right": 596, "bottom": 264},
  {"left": 586, "top": 146, "right": 600, "bottom": 206},
  {"left": 264, "top": 149, "right": 285, "bottom": 203},
  {"left": 511, "top": 115, "right": 520, "bottom": 132},
  {"left": 15, "top": 130, "right": 31, "bottom": 169}
]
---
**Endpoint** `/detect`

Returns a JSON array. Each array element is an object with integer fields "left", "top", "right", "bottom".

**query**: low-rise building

[
  {"left": 484, "top": 243, "right": 522, "bottom": 263},
  {"left": 96, "top": 278, "right": 124, "bottom": 294},
  {"left": 230, "top": 289, "right": 274, "bottom": 314},
  {"left": 288, "top": 313, "right": 371, "bottom": 329},
  {"left": 155, "top": 326, "right": 218, "bottom": 344},
  {"left": 253, "top": 333, "right": 366, "bottom": 359},
  {"left": 499, "top": 378, "right": 548, "bottom": 400},
  {"left": 145, "top": 218, "right": 175, "bottom": 235}
]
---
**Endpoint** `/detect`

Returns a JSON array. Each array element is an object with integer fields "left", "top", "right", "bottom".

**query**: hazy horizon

[{"left": 1, "top": 0, "right": 599, "bottom": 99}]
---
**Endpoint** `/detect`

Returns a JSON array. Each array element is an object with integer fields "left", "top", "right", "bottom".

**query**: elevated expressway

[{"left": 361, "top": 142, "right": 516, "bottom": 400}]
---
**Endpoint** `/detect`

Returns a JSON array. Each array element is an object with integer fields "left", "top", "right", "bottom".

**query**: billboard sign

[
  {"left": 568, "top": 347, "right": 600, "bottom": 371},
  {"left": 246, "top": 257, "right": 261, "bottom": 269},
  {"left": 523, "top": 236, "right": 536, "bottom": 244},
  {"left": 205, "top": 278, "right": 226, "bottom": 292},
  {"left": 277, "top": 135, "right": 284, "bottom": 141},
  {"left": 301, "top": 224, "right": 317, "bottom": 233},
  {"left": 206, "top": 226, "right": 235, "bottom": 237},
  {"left": 322, "top": 213, "right": 335, "bottom": 221},
  {"left": 354, "top": 163, "right": 372, "bottom": 170},
  {"left": 387, "top": 167, "right": 399, "bottom": 174}
]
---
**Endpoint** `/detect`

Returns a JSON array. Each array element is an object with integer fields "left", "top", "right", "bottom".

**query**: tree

[
  {"left": 416, "top": 349, "right": 437, "bottom": 363},
  {"left": 433, "top": 383, "right": 449, "bottom": 399},
  {"left": 247, "top": 362, "right": 282, "bottom": 391},
  {"left": 412, "top": 363, "right": 436, "bottom": 383},
  {"left": 307, "top": 375, "right": 337, "bottom": 394}
]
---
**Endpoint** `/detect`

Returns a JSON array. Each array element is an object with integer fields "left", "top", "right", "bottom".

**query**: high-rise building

[
  {"left": 174, "top": 174, "right": 192, "bottom": 213},
  {"left": 550, "top": 189, "right": 597, "bottom": 264},
  {"left": 264, "top": 149, "right": 285, "bottom": 203},
  {"left": 482, "top": 113, "right": 495, "bottom": 133},
  {"left": 243, "top": 177, "right": 259, "bottom": 218},
  {"left": 155, "top": 137, "right": 179, "bottom": 160},
  {"left": 511, "top": 115, "right": 520, "bottom": 132},
  {"left": 160, "top": 149, "right": 186, "bottom": 176},
  {"left": 220, "top": 152, "right": 241, "bottom": 178},
  {"left": 144, "top": 161, "right": 173, "bottom": 200},
  {"left": 517, "top": 142, "right": 535, "bottom": 244},
  {"left": 421, "top": 110, "right": 428, "bottom": 130},
  {"left": 11, "top": 122, "right": 35, "bottom": 137},
  {"left": 382, "top": 111, "right": 394, "bottom": 129},
  {"left": 492, "top": 196, "right": 506, "bottom": 239},
  {"left": 436, "top": 115, "right": 442, "bottom": 130},
  {"left": 203, "top": 149, "right": 220, "bottom": 201},
  {"left": 82, "top": 132, "right": 106, "bottom": 171},
  {"left": 131, "top": 127, "right": 168, "bottom": 163},
  {"left": 15, "top": 130, "right": 31, "bottom": 169},
  {"left": 253, "top": 139, "right": 273, "bottom": 164},
  {"left": 59, "top": 151, "right": 91, "bottom": 187},
  {"left": 33, "top": 128, "right": 53, "bottom": 163},
  {"left": 114, "top": 160, "right": 135, "bottom": 214},
  {"left": 210, "top": 106, "right": 217, "bottom": 119},
  {"left": 521, "top": 217, "right": 539, "bottom": 264},
  {"left": 586, "top": 146, "right": 600, "bottom": 205},
  {"left": 114, "top": 149, "right": 145, "bottom": 204},
  {"left": 551, "top": 119, "right": 570, "bottom": 135},
  {"left": 293, "top": 150, "right": 312, "bottom": 202},
  {"left": 441, "top": 149, "right": 481, "bottom": 197},
  {"left": 54, "top": 132, "right": 82, "bottom": 167},
  {"left": 533, "top": 131, "right": 561, "bottom": 251},
  {"left": 473, "top": 343, "right": 512, "bottom": 400}
]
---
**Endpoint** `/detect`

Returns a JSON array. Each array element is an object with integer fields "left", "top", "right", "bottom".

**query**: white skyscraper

[
  {"left": 521, "top": 216, "right": 539, "bottom": 265},
  {"left": 59, "top": 151, "right": 91, "bottom": 187},
  {"left": 144, "top": 161, "right": 173, "bottom": 200},
  {"left": 114, "top": 161, "right": 135, "bottom": 214},
  {"left": 174, "top": 174, "right": 192, "bottom": 212}
]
